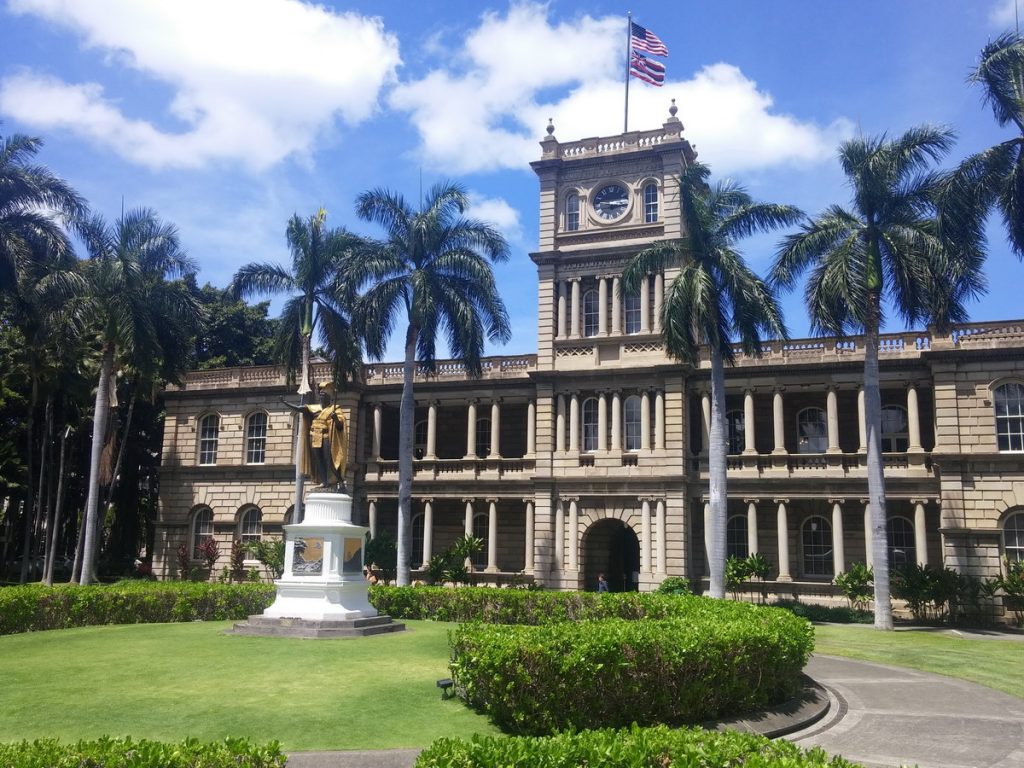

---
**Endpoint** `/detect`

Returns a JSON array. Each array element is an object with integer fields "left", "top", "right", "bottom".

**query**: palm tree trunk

[
  {"left": 99, "top": 391, "right": 136, "bottom": 550},
  {"left": 396, "top": 324, "right": 417, "bottom": 586},
  {"left": 33, "top": 396, "right": 53, "bottom": 556},
  {"left": 81, "top": 345, "right": 115, "bottom": 585},
  {"left": 44, "top": 425, "right": 70, "bottom": 586},
  {"left": 864, "top": 295, "right": 893, "bottom": 630},
  {"left": 293, "top": 330, "right": 313, "bottom": 525},
  {"left": 707, "top": 347, "right": 729, "bottom": 599},
  {"left": 19, "top": 369, "right": 39, "bottom": 584}
]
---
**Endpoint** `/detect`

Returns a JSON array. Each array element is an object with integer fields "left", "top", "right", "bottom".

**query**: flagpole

[{"left": 624, "top": 11, "right": 631, "bottom": 133}]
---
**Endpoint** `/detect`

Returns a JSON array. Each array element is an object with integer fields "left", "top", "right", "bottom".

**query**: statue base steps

[{"left": 228, "top": 614, "right": 405, "bottom": 639}]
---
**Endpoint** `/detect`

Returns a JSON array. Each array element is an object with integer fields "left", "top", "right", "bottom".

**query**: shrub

[
  {"left": 0, "top": 581, "right": 276, "bottom": 636},
  {"left": 365, "top": 530, "right": 397, "bottom": 584},
  {"left": 654, "top": 575, "right": 691, "bottom": 595},
  {"left": 416, "top": 725, "right": 862, "bottom": 768},
  {"left": 774, "top": 599, "right": 873, "bottom": 624},
  {"left": 247, "top": 540, "right": 285, "bottom": 579},
  {"left": 448, "top": 605, "right": 813, "bottom": 734},
  {"left": 834, "top": 562, "right": 873, "bottom": 610},
  {"left": 0, "top": 736, "right": 285, "bottom": 768}
]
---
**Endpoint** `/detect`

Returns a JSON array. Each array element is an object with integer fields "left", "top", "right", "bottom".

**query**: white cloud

[
  {"left": 467, "top": 193, "right": 523, "bottom": 245},
  {"left": 0, "top": 0, "right": 400, "bottom": 170},
  {"left": 391, "top": 2, "right": 853, "bottom": 176},
  {"left": 989, "top": 0, "right": 1019, "bottom": 27}
]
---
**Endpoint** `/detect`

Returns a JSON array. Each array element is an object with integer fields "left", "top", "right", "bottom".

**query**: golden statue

[{"left": 284, "top": 390, "right": 348, "bottom": 492}]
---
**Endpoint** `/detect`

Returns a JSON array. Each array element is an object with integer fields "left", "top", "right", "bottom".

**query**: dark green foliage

[
  {"left": 365, "top": 530, "right": 397, "bottom": 584},
  {"left": 0, "top": 736, "right": 285, "bottom": 768},
  {"left": 834, "top": 562, "right": 874, "bottom": 610},
  {"left": 191, "top": 282, "right": 278, "bottom": 369},
  {"left": 0, "top": 581, "right": 275, "bottom": 635},
  {"left": 774, "top": 600, "right": 874, "bottom": 624},
  {"left": 448, "top": 608, "right": 814, "bottom": 735},
  {"left": 654, "top": 575, "right": 692, "bottom": 595},
  {"left": 893, "top": 563, "right": 963, "bottom": 621},
  {"left": 726, "top": 555, "right": 753, "bottom": 596},
  {"left": 416, "top": 724, "right": 862, "bottom": 768},
  {"left": 230, "top": 539, "right": 246, "bottom": 581},
  {"left": 423, "top": 535, "right": 482, "bottom": 585},
  {"left": 246, "top": 539, "right": 285, "bottom": 579}
]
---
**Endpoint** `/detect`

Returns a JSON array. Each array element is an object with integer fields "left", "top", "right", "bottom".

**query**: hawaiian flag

[
  {"left": 630, "top": 50, "right": 666, "bottom": 87},
  {"left": 630, "top": 21, "right": 668, "bottom": 57}
]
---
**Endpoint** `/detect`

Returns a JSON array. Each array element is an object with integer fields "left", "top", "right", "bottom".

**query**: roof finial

[
  {"left": 546, "top": 118, "right": 555, "bottom": 136},
  {"left": 669, "top": 99, "right": 678, "bottom": 118}
]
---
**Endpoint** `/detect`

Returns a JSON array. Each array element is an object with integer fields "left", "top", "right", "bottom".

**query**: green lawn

[
  {"left": 813, "top": 624, "right": 1024, "bottom": 699},
  {"left": 0, "top": 620, "right": 498, "bottom": 751}
]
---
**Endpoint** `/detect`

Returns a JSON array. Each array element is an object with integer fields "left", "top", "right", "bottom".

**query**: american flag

[
  {"left": 630, "top": 50, "right": 666, "bottom": 87},
  {"left": 630, "top": 21, "right": 668, "bottom": 57}
]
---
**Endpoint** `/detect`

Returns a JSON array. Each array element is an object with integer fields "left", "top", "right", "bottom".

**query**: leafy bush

[
  {"left": 0, "top": 581, "right": 276, "bottom": 636},
  {"left": 246, "top": 539, "right": 285, "bottom": 579},
  {"left": 774, "top": 599, "right": 873, "bottom": 624},
  {"left": 0, "top": 736, "right": 285, "bottom": 768},
  {"left": 834, "top": 562, "right": 873, "bottom": 610},
  {"left": 726, "top": 555, "right": 753, "bottom": 597},
  {"left": 416, "top": 724, "right": 862, "bottom": 768},
  {"left": 654, "top": 575, "right": 691, "bottom": 595},
  {"left": 365, "top": 530, "right": 397, "bottom": 584},
  {"left": 448, "top": 608, "right": 814, "bottom": 735}
]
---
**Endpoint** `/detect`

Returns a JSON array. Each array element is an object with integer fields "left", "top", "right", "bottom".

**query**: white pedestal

[{"left": 262, "top": 492, "right": 377, "bottom": 621}]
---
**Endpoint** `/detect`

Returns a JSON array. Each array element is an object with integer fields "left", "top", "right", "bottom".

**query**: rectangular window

[
  {"left": 624, "top": 293, "right": 641, "bottom": 334},
  {"left": 198, "top": 415, "right": 219, "bottom": 465},
  {"left": 643, "top": 183, "right": 658, "bottom": 223},
  {"left": 246, "top": 413, "right": 268, "bottom": 464}
]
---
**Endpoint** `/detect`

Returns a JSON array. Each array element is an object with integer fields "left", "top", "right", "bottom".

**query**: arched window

[
  {"left": 643, "top": 182, "right": 658, "bottom": 223},
  {"left": 801, "top": 516, "right": 833, "bottom": 577},
  {"left": 623, "top": 292, "right": 641, "bottom": 334},
  {"left": 414, "top": 419, "right": 428, "bottom": 459},
  {"left": 887, "top": 516, "right": 915, "bottom": 569},
  {"left": 239, "top": 507, "right": 262, "bottom": 544},
  {"left": 797, "top": 408, "right": 827, "bottom": 454},
  {"left": 411, "top": 513, "right": 425, "bottom": 567},
  {"left": 1003, "top": 510, "right": 1024, "bottom": 564},
  {"left": 726, "top": 409, "right": 745, "bottom": 455},
  {"left": 565, "top": 193, "right": 580, "bottom": 232},
  {"left": 726, "top": 515, "right": 749, "bottom": 560},
  {"left": 583, "top": 289, "right": 599, "bottom": 337},
  {"left": 245, "top": 412, "right": 268, "bottom": 464},
  {"left": 476, "top": 418, "right": 491, "bottom": 458},
  {"left": 198, "top": 414, "right": 219, "bottom": 465},
  {"left": 472, "top": 513, "right": 488, "bottom": 569},
  {"left": 994, "top": 382, "right": 1024, "bottom": 452},
  {"left": 191, "top": 507, "right": 214, "bottom": 560},
  {"left": 881, "top": 406, "right": 909, "bottom": 452},
  {"left": 624, "top": 395, "right": 643, "bottom": 451},
  {"left": 582, "top": 397, "right": 599, "bottom": 452}
]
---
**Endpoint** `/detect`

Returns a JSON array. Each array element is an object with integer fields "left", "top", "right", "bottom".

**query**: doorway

[{"left": 582, "top": 518, "right": 640, "bottom": 592}]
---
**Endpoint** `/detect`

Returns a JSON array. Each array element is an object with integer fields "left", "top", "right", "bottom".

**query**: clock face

[{"left": 592, "top": 183, "right": 629, "bottom": 220}]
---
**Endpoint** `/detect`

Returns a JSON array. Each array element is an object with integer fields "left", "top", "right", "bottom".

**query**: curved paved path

[{"left": 287, "top": 654, "right": 1024, "bottom": 768}]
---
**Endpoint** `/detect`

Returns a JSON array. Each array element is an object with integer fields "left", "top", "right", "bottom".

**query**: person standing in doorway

[{"left": 597, "top": 573, "right": 609, "bottom": 593}]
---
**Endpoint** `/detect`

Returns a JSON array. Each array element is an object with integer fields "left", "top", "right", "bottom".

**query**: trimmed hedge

[
  {"left": 449, "top": 608, "right": 814, "bottom": 734},
  {"left": 0, "top": 582, "right": 276, "bottom": 635},
  {"left": 416, "top": 725, "right": 862, "bottom": 767},
  {"left": 775, "top": 599, "right": 874, "bottom": 624},
  {"left": 0, "top": 736, "right": 285, "bottom": 767}
]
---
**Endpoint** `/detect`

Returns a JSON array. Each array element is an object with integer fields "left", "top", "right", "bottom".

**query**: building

[{"left": 155, "top": 109, "right": 1024, "bottom": 615}]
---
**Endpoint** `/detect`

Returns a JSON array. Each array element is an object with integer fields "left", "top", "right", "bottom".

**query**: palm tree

[
  {"left": 771, "top": 126, "right": 983, "bottom": 629},
  {"left": 943, "top": 32, "right": 1024, "bottom": 260},
  {"left": 77, "top": 209, "right": 201, "bottom": 585},
  {"left": 622, "top": 163, "right": 800, "bottom": 600},
  {"left": 346, "top": 182, "right": 511, "bottom": 586},
  {"left": 0, "top": 133, "right": 85, "bottom": 295},
  {"left": 231, "top": 210, "right": 363, "bottom": 521}
]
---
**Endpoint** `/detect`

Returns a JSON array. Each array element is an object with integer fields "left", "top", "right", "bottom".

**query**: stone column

[
  {"left": 554, "top": 498, "right": 565, "bottom": 570},
  {"left": 611, "top": 276, "right": 622, "bottom": 335},
  {"left": 907, "top": 384, "right": 923, "bottom": 453},
  {"left": 743, "top": 389, "right": 756, "bottom": 455},
  {"left": 826, "top": 387, "right": 841, "bottom": 453},
  {"left": 655, "top": 499, "right": 666, "bottom": 574},
  {"left": 567, "top": 498, "right": 579, "bottom": 571},
  {"left": 640, "top": 275, "right": 650, "bottom": 333},
  {"left": 570, "top": 279, "right": 581, "bottom": 338},
  {"left": 611, "top": 391, "right": 622, "bottom": 452},
  {"left": 526, "top": 399, "right": 536, "bottom": 457},
  {"left": 701, "top": 392, "right": 712, "bottom": 455},
  {"left": 463, "top": 498, "right": 475, "bottom": 569},
  {"left": 372, "top": 404, "right": 382, "bottom": 460},
  {"left": 857, "top": 387, "right": 867, "bottom": 453},
  {"left": 655, "top": 390, "right": 665, "bottom": 450},
  {"left": 569, "top": 393, "right": 580, "bottom": 453},
  {"left": 422, "top": 498, "right": 434, "bottom": 568},
  {"left": 524, "top": 498, "right": 535, "bottom": 573},
  {"left": 641, "top": 391, "right": 651, "bottom": 451},
  {"left": 863, "top": 500, "right": 873, "bottom": 568},
  {"left": 486, "top": 498, "right": 498, "bottom": 572},
  {"left": 490, "top": 400, "right": 501, "bottom": 458},
  {"left": 913, "top": 499, "right": 928, "bottom": 566},
  {"left": 598, "top": 276, "right": 608, "bottom": 336},
  {"left": 556, "top": 394, "right": 566, "bottom": 453},
  {"left": 597, "top": 392, "right": 608, "bottom": 452},
  {"left": 465, "top": 400, "right": 477, "bottom": 459},
  {"left": 772, "top": 390, "right": 786, "bottom": 454},
  {"left": 653, "top": 272, "right": 664, "bottom": 333},
  {"left": 776, "top": 499, "right": 792, "bottom": 581},
  {"left": 368, "top": 498, "right": 378, "bottom": 538},
  {"left": 557, "top": 280, "right": 567, "bottom": 339},
  {"left": 830, "top": 499, "right": 845, "bottom": 575},
  {"left": 425, "top": 401, "right": 437, "bottom": 460},
  {"left": 703, "top": 501, "right": 712, "bottom": 577},
  {"left": 641, "top": 498, "right": 652, "bottom": 573},
  {"left": 745, "top": 499, "right": 759, "bottom": 555}
]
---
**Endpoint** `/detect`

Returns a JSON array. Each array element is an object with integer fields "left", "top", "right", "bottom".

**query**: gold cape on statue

[{"left": 301, "top": 404, "right": 347, "bottom": 484}]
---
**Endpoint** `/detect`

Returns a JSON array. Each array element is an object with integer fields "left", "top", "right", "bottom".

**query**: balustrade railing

[{"left": 370, "top": 456, "right": 535, "bottom": 481}]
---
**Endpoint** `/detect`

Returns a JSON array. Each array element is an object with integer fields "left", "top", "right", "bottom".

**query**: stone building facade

[{"left": 155, "top": 113, "right": 1024, "bottom": 613}]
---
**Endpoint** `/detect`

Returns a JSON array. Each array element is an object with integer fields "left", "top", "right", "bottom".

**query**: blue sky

[{"left": 1, "top": 0, "right": 1020, "bottom": 361}]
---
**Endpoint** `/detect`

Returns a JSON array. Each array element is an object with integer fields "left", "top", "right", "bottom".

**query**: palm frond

[{"left": 229, "top": 262, "right": 295, "bottom": 299}]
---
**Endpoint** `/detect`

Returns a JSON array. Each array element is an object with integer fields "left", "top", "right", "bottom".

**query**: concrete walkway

[{"left": 287, "top": 653, "right": 1024, "bottom": 768}]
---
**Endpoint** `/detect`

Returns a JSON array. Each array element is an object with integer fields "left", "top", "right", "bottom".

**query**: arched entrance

[{"left": 582, "top": 518, "right": 640, "bottom": 592}]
